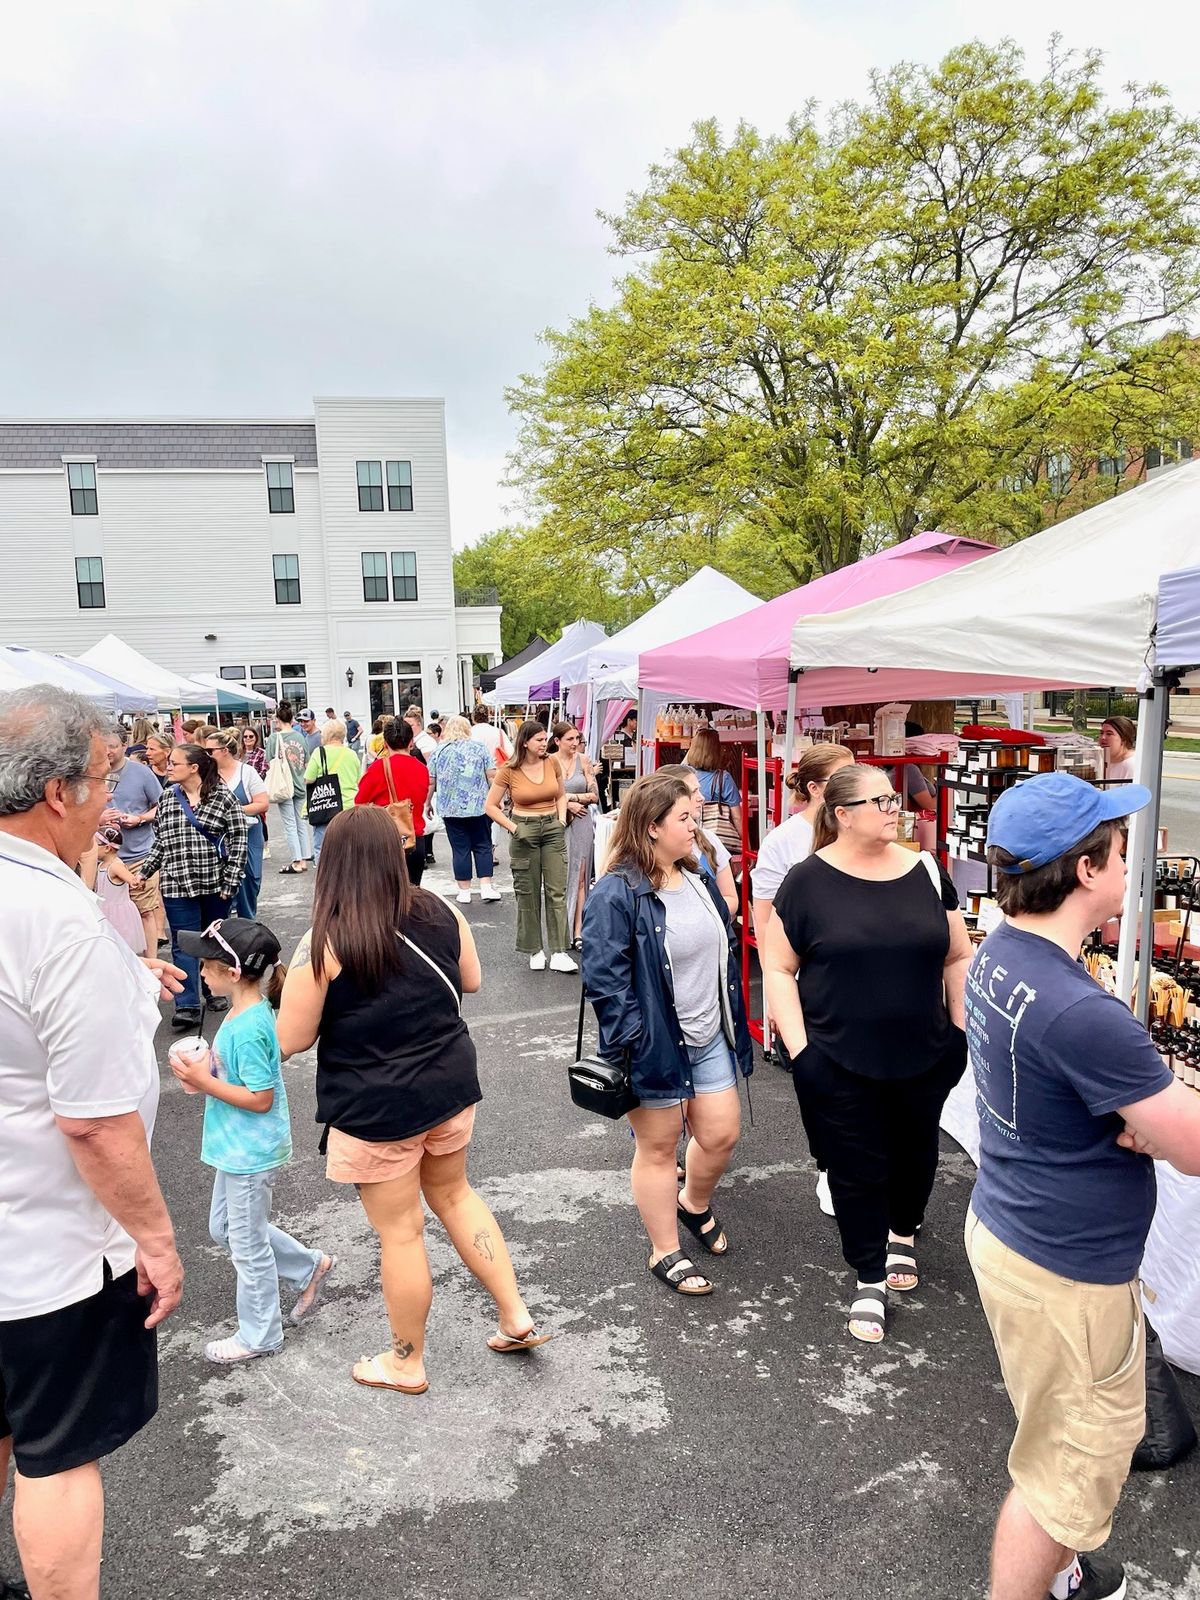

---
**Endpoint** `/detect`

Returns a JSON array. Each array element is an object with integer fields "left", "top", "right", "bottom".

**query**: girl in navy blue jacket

[{"left": 582, "top": 772, "right": 752, "bottom": 1297}]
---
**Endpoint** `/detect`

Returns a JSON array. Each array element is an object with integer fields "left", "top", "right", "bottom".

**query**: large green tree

[{"left": 508, "top": 39, "right": 1200, "bottom": 582}]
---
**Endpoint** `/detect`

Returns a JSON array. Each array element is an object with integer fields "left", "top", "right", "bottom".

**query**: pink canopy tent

[{"left": 638, "top": 531, "right": 997, "bottom": 710}]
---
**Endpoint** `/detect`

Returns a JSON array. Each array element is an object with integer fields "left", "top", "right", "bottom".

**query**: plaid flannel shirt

[{"left": 139, "top": 783, "right": 248, "bottom": 900}]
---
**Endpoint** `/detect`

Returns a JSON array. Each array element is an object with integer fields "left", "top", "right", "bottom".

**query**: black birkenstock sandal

[
  {"left": 648, "top": 1250, "right": 713, "bottom": 1296},
  {"left": 677, "top": 1201, "right": 728, "bottom": 1255}
]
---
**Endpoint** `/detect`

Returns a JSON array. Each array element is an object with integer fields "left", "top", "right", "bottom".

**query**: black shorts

[{"left": 0, "top": 1263, "right": 158, "bottom": 1478}]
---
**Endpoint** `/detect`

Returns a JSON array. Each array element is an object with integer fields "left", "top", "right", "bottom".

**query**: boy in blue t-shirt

[
  {"left": 965, "top": 773, "right": 1200, "bottom": 1600},
  {"left": 170, "top": 917, "right": 336, "bottom": 1363}
]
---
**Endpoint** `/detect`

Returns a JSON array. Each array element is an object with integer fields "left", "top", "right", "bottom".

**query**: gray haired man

[{"left": 0, "top": 685, "right": 184, "bottom": 1599}]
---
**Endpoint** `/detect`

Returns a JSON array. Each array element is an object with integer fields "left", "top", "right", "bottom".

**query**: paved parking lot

[{"left": 3, "top": 842, "right": 1198, "bottom": 1599}]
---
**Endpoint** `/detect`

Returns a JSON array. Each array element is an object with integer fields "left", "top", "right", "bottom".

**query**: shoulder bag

[
  {"left": 265, "top": 735, "right": 294, "bottom": 803},
  {"left": 175, "top": 789, "right": 228, "bottom": 859},
  {"left": 382, "top": 758, "right": 416, "bottom": 849},
  {"left": 568, "top": 981, "right": 639, "bottom": 1119},
  {"left": 306, "top": 748, "right": 344, "bottom": 829},
  {"left": 699, "top": 770, "right": 741, "bottom": 854}
]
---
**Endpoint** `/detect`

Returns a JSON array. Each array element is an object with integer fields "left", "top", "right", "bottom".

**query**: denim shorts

[{"left": 639, "top": 1030, "right": 738, "bottom": 1109}]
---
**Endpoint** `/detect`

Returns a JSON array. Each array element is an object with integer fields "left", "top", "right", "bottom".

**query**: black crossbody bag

[{"left": 568, "top": 982, "right": 639, "bottom": 1120}]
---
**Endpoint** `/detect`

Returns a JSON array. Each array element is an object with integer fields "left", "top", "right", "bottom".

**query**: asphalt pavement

[{"left": 3, "top": 830, "right": 1199, "bottom": 1600}]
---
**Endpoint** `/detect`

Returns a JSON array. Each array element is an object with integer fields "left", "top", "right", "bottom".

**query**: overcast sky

[{"left": 3, "top": 2, "right": 1197, "bottom": 547}]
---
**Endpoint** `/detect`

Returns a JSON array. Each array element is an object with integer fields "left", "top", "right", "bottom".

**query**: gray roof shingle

[{"left": 0, "top": 421, "right": 318, "bottom": 470}]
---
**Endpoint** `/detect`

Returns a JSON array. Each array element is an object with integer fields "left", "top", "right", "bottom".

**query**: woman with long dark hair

[
  {"left": 484, "top": 719, "right": 574, "bottom": 972},
  {"left": 135, "top": 744, "right": 248, "bottom": 1031},
  {"left": 762, "top": 763, "right": 972, "bottom": 1344},
  {"left": 551, "top": 721, "right": 598, "bottom": 946},
  {"left": 276, "top": 807, "right": 548, "bottom": 1393},
  {"left": 582, "top": 772, "right": 752, "bottom": 1297}
]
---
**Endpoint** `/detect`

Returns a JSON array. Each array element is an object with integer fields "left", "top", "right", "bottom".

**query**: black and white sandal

[
  {"left": 885, "top": 1239, "right": 919, "bottom": 1292},
  {"left": 848, "top": 1284, "right": 887, "bottom": 1343},
  {"left": 648, "top": 1250, "right": 713, "bottom": 1296}
]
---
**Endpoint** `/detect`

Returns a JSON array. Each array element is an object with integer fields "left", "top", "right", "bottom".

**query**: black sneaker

[
  {"left": 1052, "top": 1553, "right": 1126, "bottom": 1600},
  {"left": 171, "top": 1007, "right": 201, "bottom": 1031},
  {"left": 208, "top": 995, "right": 231, "bottom": 1014}
]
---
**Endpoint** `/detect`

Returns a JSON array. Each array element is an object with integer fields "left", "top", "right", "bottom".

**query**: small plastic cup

[{"left": 170, "top": 1036, "right": 210, "bottom": 1095}]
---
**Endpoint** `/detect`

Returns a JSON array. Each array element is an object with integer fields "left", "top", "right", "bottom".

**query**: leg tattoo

[
  {"left": 392, "top": 1337, "right": 415, "bottom": 1360},
  {"left": 473, "top": 1229, "right": 495, "bottom": 1262}
]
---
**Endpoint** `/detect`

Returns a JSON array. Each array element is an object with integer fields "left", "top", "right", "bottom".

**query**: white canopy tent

[
  {"left": 788, "top": 457, "right": 1200, "bottom": 1020},
  {"left": 556, "top": 567, "right": 762, "bottom": 757},
  {"left": 0, "top": 646, "right": 157, "bottom": 714},
  {"left": 481, "top": 619, "right": 607, "bottom": 708},
  {"left": 184, "top": 673, "right": 276, "bottom": 711},
  {"left": 78, "top": 634, "right": 211, "bottom": 708}
]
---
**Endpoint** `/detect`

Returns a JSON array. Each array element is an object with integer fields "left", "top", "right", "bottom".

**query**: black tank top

[{"left": 315, "top": 895, "right": 481, "bottom": 1142}]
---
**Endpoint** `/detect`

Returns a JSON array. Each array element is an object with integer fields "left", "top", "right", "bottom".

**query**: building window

[
  {"left": 1045, "top": 452, "right": 1071, "bottom": 495},
  {"left": 75, "top": 556, "right": 105, "bottom": 608},
  {"left": 266, "top": 461, "right": 294, "bottom": 513},
  {"left": 251, "top": 670, "right": 279, "bottom": 701},
  {"left": 273, "top": 553, "right": 301, "bottom": 604},
  {"left": 391, "top": 550, "right": 418, "bottom": 602},
  {"left": 367, "top": 659, "right": 422, "bottom": 723},
  {"left": 1098, "top": 452, "right": 1127, "bottom": 478},
  {"left": 219, "top": 665, "right": 247, "bottom": 680},
  {"left": 387, "top": 459, "right": 413, "bottom": 511},
  {"left": 357, "top": 460, "right": 383, "bottom": 511},
  {"left": 280, "top": 664, "right": 307, "bottom": 711},
  {"left": 362, "top": 551, "right": 388, "bottom": 601},
  {"left": 68, "top": 462, "right": 98, "bottom": 515}
]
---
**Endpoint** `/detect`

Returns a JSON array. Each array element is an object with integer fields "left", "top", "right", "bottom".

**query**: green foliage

[{"left": 508, "top": 39, "right": 1200, "bottom": 580}]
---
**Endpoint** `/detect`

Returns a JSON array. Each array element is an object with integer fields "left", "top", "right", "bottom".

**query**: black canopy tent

[{"left": 478, "top": 635, "right": 551, "bottom": 694}]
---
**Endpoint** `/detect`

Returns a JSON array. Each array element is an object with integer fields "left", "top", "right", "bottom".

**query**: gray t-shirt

[
  {"left": 108, "top": 759, "right": 163, "bottom": 862},
  {"left": 659, "top": 874, "right": 722, "bottom": 1047}
]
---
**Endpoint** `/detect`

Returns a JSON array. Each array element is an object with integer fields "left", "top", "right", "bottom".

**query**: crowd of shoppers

[{"left": 7, "top": 677, "right": 1195, "bottom": 1600}]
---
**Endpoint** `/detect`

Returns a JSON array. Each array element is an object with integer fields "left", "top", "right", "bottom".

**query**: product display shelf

[{"left": 738, "top": 753, "right": 784, "bottom": 1052}]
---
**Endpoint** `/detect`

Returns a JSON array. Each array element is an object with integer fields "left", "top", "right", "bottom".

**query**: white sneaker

[
  {"left": 816, "top": 1170, "right": 835, "bottom": 1217},
  {"left": 529, "top": 951, "right": 547, "bottom": 971},
  {"left": 480, "top": 885, "right": 502, "bottom": 902},
  {"left": 549, "top": 951, "right": 578, "bottom": 973},
  {"left": 456, "top": 890, "right": 472, "bottom": 904}
]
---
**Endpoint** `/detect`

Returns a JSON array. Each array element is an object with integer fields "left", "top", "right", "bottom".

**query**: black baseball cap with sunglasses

[{"left": 177, "top": 917, "right": 281, "bottom": 978}]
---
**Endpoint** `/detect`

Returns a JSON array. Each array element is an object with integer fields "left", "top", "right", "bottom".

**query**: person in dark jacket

[
  {"left": 582, "top": 771, "right": 752, "bottom": 1297},
  {"left": 276, "top": 806, "right": 549, "bottom": 1394}
]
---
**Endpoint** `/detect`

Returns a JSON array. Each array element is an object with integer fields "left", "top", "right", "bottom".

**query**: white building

[{"left": 0, "top": 397, "right": 502, "bottom": 722}]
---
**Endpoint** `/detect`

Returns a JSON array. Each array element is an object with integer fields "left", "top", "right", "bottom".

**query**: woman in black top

[
  {"left": 276, "top": 806, "right": 549, "bottom": 1394},
  {"left": 763, "top": 763, "right": 971, "bottom": 1344}
]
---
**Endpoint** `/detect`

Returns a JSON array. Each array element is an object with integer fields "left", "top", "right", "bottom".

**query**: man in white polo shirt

[{"left": 0, "top": 684, "right": 184, "bottom": 1599}]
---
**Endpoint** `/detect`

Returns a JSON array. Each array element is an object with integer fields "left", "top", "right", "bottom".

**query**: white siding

[{"left": 0, "top": 399, "right": 501, "bottom": 718}]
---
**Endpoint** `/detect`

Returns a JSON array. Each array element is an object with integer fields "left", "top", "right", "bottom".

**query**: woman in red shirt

[{"left": 354, "top": 718, "right": 431, "bottom": 884}]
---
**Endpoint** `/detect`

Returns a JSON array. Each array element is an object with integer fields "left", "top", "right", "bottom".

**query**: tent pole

[
  {"left": 636, "top": 688, "right": 647, "bottom": 776},
  {"left": 784, "top": 671, "right": 799, "bottom": 776},
  {"left": 755, "top": 707, "right": 769, "bottom": 836},
  {"left": 1115, "top": 689, "right": 1156, "bottom": 1009},
  {"left": 1133, "top": 676, "right": 1172, "bottom": 1023}
]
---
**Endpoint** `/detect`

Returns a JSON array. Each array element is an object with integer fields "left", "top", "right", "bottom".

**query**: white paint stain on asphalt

[
  {"left": 819, "top": 1357, "right": 907, "bottom": 1417},
  {"left": 177, "top": 1180, "right": 669, "bottom": 1553}
]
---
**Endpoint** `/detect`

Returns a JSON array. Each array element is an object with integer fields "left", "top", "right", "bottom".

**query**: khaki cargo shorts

[
  {"left": 125, "top": 858, "right": 161, "bottom": 916},
  {"left": 965, "top": 1208, "right": 1146, "bottom": 1551}
]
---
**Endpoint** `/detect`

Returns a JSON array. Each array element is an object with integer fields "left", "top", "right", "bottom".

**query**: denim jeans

[
  {"left": 444, "top": 814, "right": 495, "bottom": 882},
  {"left": 509, "top": 813, "right": 568, "bottom": 954},
  {"left": 208, "top": 1169, "right": 324, "bottom": 1353},
  {"left": 275, "top": 794, "right": 312, "bottom": 864},
  {"left": 234, "top": 820, "right": 263, "bottom": 919},
  {"left": 162, "top": 892, "right": 232, "bottom": 1010},
  {"left": 312, "top": 822, "right": 328, "bottom": 864}
]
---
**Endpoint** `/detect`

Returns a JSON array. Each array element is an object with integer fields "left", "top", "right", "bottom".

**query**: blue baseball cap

[{"left": 987, "top": 771, "right": 1152, "bottom": 874}]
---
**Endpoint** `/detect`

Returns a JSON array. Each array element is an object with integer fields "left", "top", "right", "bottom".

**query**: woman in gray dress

[{"left": 551, "top": 721, "right": 599, "bottom": 948}]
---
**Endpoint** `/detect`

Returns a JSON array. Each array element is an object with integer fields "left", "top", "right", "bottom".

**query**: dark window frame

[
  {"left": 390, "top": 549, "right": 418, "bottom": 602},
  {"left": 67, "top": 461, "right": 98, "bottom": 516},
  {"left": 272, "top": 553, "right": 301, "bottom": 605},
  {"left": 75, "top": 555, "right": 105, "bottom": 608},
  {"left": 265, "top": 460, "right": 295, "bottom": 514},
  {"left": 361, "top": 550, "right": 388, "bottom": 602},
  {"left": 357, "top": 460, "right": 384, "bottom": 512},
  {"left": 387, "top": 459, "right": 414, "bottom": 511}
]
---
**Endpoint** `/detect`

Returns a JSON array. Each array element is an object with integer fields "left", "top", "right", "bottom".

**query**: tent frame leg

[
  {"left": 784, "top": 674, "right": 798, "bottom": 775},
  {"left": 1133, "top": 677, "right": 1171, "bottom": 1023}
]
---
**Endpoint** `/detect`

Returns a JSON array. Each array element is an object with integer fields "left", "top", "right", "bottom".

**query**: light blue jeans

[
  {"left": 311, "top": 822, "right": 328, "bottom": 864},
  {"left": 275, "top": 795, "right": 312, "bottom": 863},
  {"left": 208, "top": 1170, "right": 324, "bottom": 1353}
]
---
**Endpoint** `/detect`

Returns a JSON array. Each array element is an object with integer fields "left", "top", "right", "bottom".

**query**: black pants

[
  {"left": 406, "top": 836, "right": 426, "bottom": 886},
  {"left": 792, "top": 1038, "right": 966, "bottom": 1282}
]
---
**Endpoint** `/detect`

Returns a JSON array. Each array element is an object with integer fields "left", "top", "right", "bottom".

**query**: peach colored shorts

[{"left": 325, "top": 1105, "right": 477, "bottom": 1184}]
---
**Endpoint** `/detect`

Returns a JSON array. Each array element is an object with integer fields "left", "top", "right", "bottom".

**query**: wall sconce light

[
  {"left": 204, "top": 633, "right": 217, "bottom": 642},
  {"left": 435, "top": 664, "right": 444, "bottom": 685},
  {"left": 345, "top": 667, "right": 355, "bottom": 688}
]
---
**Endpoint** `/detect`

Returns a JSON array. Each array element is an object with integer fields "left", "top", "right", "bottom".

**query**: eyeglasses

[
  {"left": 841, "top": 792, "right": 902, "bottom": 813},
  {"left": 201, "top": 919, "right": 241, "bottom": 978},
  {"left": 81, "top": 769, "right": 120, "bottom": 792}
]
